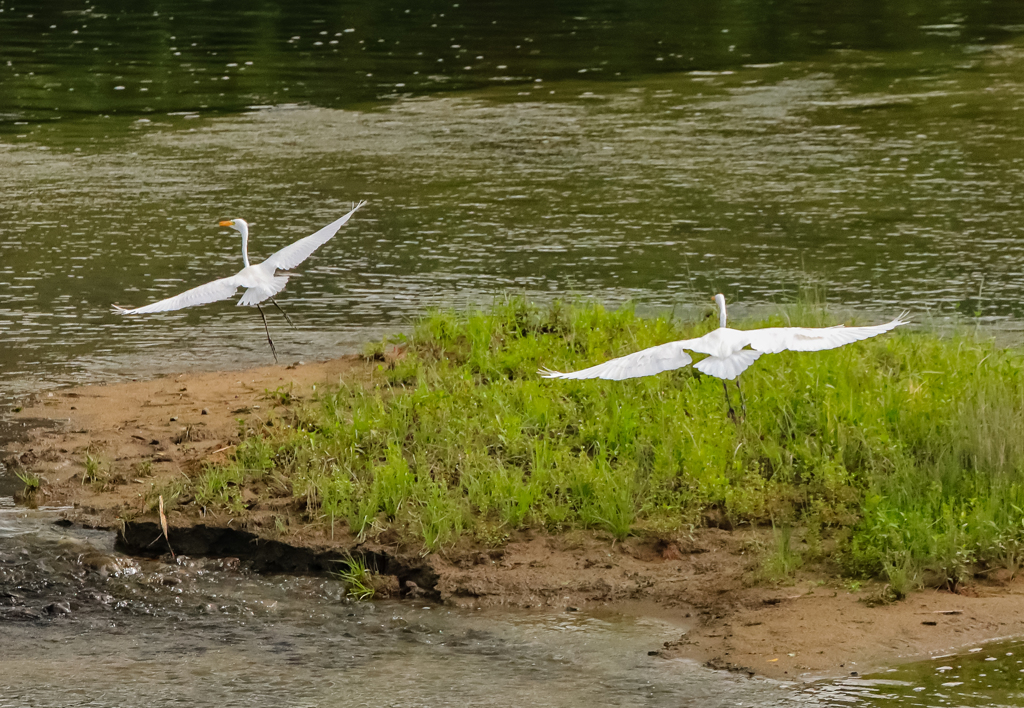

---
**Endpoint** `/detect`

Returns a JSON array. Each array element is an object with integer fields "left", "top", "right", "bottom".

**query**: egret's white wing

[
  {"left": 744, "top": 313, "right": 909, "bottom": 354},
  {"left": 112, "top": 275, "right": 242, "bottom": 315},
  {"left": 539, "top": 340, "right": 695, "bottom": 381},
  {"left": 263, "top": 201, "right": 366, "bottom": 272}
]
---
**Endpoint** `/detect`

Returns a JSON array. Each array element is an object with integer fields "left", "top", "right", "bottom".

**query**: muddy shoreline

[{"left": 5, "top": 355, "right": 1024, "bottom": 681}]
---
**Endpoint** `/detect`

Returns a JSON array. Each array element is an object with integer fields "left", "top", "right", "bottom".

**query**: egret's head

[{"left": 218, "top": 218, "right": 247, "bottom": 233}]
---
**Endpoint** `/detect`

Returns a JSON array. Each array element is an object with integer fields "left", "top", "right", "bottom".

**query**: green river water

[
  {"left": 4, "top": 1, "right": 1024, "bottom": 705},
  {"left": 3, "top": 0, "right": 1024, "bottom": 399}
]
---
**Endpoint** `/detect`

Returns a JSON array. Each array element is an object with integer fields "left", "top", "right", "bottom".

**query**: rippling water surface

[
  {"left": 3, "top": 1, "right": 1024, "bottom": 399},
  {"left": 2, "top": 1, "right": 1024, "bottom": 399}
]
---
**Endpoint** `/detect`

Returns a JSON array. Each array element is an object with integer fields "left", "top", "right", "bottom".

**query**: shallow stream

[
  {"left": 0, "top": 505, "right": 1022, "bottom": 707},
  {"left": 0, "top": 507, "right": 788, "bottom": 707}
]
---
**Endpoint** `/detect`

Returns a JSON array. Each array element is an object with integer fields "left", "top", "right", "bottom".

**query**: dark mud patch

[{"left": 118, "top": 521, "right": 440, "bottom": 598}]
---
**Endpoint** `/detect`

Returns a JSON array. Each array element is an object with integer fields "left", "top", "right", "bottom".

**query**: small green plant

[
  {"left": 265, "top": 384, "right": 294, "bottom": 406},
  {"left": 761, "top": 525, "right": 803, "bottom": 583},
  {"left": 336, "top": 554, "right": 376, "bottom": 600},
  {"left": 143, "top": 480, "right": 189, "bottom": 514},
  {"left": 362, "top": 339, "right": 386, "bottom": 361},
  {"left": 15, "top": 469, "right": 41, "bottom": 493},
  {"left": 83, "top": 454, "right": 104, "bottom": 485},
  {"left": 881, "top": 553, "right": 919, "bottom": 601}
]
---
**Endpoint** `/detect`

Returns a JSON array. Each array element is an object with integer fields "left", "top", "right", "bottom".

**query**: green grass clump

[
  {"left": 336, "top": 555, "right": 376, "bottom": 600},
  {"left": 15, "top": 469, "right": 41, "bottom": 493},
  {"left": 761, "top": 525, "right": 803, "bottom": 583},
  {"left": 188, "top": 297, "right": 1024, "bottom": 589}
]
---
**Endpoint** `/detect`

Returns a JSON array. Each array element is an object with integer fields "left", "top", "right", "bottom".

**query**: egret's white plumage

[
  {"left": 540, "top": 293, "right": 909, "bottom": 382},
  {"left": 112, "top": 201, "right": 366, "bottom": 359},
  {"left": 113, "top": 202, "right": 365, "bottom": 316}
]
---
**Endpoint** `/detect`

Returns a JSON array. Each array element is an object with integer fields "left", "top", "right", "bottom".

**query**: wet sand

[{"left": 6, "top": 355, "right": 1024, "bottom": 681}]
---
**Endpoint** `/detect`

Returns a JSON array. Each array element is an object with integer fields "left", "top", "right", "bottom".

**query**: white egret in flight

[
  {"left": 113, "top": 201, "right": 366, "bottom": 361},
  {"left": 540, "top": 294, "right": 909, "bottom": 419}
]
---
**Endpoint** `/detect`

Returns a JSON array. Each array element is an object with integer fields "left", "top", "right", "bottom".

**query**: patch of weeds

[
  {"left": 265, "top": 384, "right": 295, "bottom": 406},
  {"left": 192, "top": 464, "right": 246, "bottom": 515},
  {"left": 761, "top": 525, "right": 803, "bottom": 583},
  {"left": 15, "top": 469, "right": 41, "bottom": 493},
  {"left": 419, "top": 483, "right": 466, "bottom": 551},
  {"left": 143, "top": 480, "right": 190, "bottom": 514},
  {"left": 362, "top": 339, "right": 386, "bottom": 362},
  {"left": 882, "top": 553, "right": 919, "bottom": 601},
  {"left": 801, "top": 512, "right": 824, "bottom": 562},
  {"left": 336, "top": 554, "right": 375, "bottom": 600},
  {"left": 82, "top": 454, "right": 105, "bottom": 485},
  {"left": 474, "top": 521, "right": 510, "bottom": 549}
]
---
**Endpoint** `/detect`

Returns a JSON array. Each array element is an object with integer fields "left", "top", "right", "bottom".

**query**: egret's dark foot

[
  {"left": 270, "top": 297, "right": 297, "bottom": 330},
  {"left": 723, "top": 380, "right": 739, "bottom": 423},
  {"left": 736, "top": 379, "right": 748, "bottom": 421},
  {"left": 257, "top": 304, "right": 279, "bottom": 363}
]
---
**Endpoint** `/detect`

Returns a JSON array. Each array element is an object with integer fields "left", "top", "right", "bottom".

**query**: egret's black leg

[
  {"left": 723, "top": 380, "right": 738, "bottom": 422},
  {"left": 736, "top": 378, "right": 748, "bottom": 419},
  {"left": 270, "top": 297, "right": 296, "bottom": 330},
  {"left": 256, "top": 304, "right": 279, "bottom": 362}
]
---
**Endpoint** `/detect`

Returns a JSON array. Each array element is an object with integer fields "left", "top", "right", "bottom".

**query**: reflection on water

[
  {"left": 4, "top": 0, "right": 1023, "bottom": 128},
  {"left": 3, "top": 0, "right": 1024, "bottom": 402}
]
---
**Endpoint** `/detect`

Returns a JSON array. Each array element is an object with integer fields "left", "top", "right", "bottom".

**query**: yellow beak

[{"left": 218, "top": 220, "right": 234, "bottom": 227}]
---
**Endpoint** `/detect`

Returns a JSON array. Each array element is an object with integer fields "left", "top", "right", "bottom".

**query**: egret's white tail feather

[
  {"left": 694, "top": 350, "right": 763, "bottom": 380},
  {"left": 238, "top": 275, "right": 290, "bottom": 306}
]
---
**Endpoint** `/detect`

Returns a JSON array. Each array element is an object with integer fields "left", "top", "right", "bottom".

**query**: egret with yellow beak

[{"left": 112, "top": 201, "right": 366, "bottom": 361}]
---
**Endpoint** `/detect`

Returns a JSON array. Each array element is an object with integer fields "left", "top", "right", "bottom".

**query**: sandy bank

[{"left": 5, "top": 356, "right": 1024, "bottom": 681}]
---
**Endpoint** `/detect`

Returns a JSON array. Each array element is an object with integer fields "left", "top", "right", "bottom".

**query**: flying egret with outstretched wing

[
  {"left": 540, "top": 293, "right": 909, "bottom": 418},
  {"left": 112, "top": 201, "right": 366, "bottom": 360}
]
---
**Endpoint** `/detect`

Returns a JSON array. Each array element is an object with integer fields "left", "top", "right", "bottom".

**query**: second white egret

[
  {"left": 113, "top": 201, "right": 366, "bottom": 361},
  {"left": 540, "top": 293, "right": 909, "bottom": 418}
]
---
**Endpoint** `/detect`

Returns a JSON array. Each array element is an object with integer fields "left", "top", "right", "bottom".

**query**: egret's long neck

[
  {"left": 718, "top": 299, "right": 727, "bottom": 329},
  {"left": 238, "top": 222, "right": 250, "bottom": 267}
]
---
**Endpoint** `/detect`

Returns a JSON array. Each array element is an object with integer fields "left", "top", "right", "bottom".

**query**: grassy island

[{"left": 185, "top": 298, "right": 1024, "bottom": 594}]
